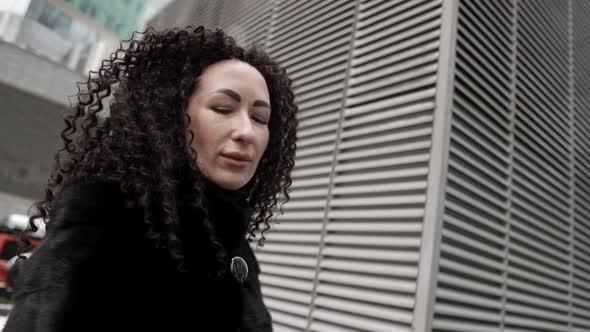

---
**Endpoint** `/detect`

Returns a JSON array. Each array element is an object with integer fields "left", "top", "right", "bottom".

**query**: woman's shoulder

[
  {"left": 52, "top": 181, "right": 125, "bottom": 214},
  {"left": 49, "top": 181, "right": 129, "bottom": 230},
  {"left": 13, "top": 182, "right": 139, "bottom": 297},
  {"left": 38, "top": 181, "right": 142, "bottom": 256},
  {"left": 42, "top": 181, "right": 137, "bottom": 251}
]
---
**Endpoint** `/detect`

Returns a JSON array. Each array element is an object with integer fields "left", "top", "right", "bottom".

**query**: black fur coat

[{"left": 3, "top": 182, "right": 272, "bottom": 332}]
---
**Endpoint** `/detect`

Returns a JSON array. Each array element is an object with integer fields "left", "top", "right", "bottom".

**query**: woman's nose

[{"left": 231, "top": 111, "right": 256, "bottom": 143}]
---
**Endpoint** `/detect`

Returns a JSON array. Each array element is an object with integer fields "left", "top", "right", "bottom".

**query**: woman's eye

[
  {"left": 253, "top": 115, "right": 268, "bottom": 125},
  {"left": 212, "top": 107, "right": 232, "bottom": 114}
]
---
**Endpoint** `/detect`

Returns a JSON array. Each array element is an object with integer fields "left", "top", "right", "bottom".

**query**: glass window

[
  {"left": 37, "top": 5, "right": 73, "bottom": 35},
  {"left": 89, "top": 4, "right": 97, "bottom": 18},
  {"left": 79, "top": 0, "right": 91, "bottom": 13},
  {"left": 106, "top": 15, "right": 115, "bottom": 28}
]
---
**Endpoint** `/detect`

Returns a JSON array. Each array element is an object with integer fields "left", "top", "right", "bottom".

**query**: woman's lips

[
  {"left": 221, "top": 152, "right": 252, "bottom": 167},
  {"left": 221, "top": 152, "right": 252, "bottom": 161}
]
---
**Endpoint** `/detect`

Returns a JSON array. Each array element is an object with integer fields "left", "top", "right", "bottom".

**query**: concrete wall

[
  {"left": 0, "top": 40, "right": 83, "bottom": 108},
  {"left": 0, "top": 40, "right": 82, "bottom": 200},
  {"left": 0, "top": 82, "right": 64, "bottom": 200}
]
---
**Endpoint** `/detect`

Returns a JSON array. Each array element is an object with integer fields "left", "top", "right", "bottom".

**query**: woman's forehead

[{"left": 197, "top": 60, "right": 269, "bottom": 97}]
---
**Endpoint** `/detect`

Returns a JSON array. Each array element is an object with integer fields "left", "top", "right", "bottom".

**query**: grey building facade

[{"left": 149, "top": 0, "right": 590, "bottom": 331}]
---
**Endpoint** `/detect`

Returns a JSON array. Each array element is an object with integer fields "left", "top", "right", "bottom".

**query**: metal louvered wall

[
  {"left": 433, "top": 1, "right": 515, "bottom": 330},
  {"left": 149, "top": 0, "right": 223, "bottom": 30},
  {"left": 260, "top": 1, "right": 358, "bottom": 330},
  {"left": 147, "top": 0, "right": 590, "bottom": 331},
  {"left": 313, "top": 1, "right": 441, "bottom": 331},
  {"left": 572, "top": 1, "right": 590, "bottom": 331},
  {"left": 432, "top": 0, "right": 590, "bottom": 331},
  {"left": 218, "top": 0, "right": 274, "bottom": 48}
]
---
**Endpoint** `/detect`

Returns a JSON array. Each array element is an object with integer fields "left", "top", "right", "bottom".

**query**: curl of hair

[{"left": 26, "top": 26, "right": 298, "bottom": 278}]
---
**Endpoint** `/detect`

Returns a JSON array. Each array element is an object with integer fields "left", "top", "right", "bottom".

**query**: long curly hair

[{"left": 27, "top": 26, "right": 298, "bottom": 277}]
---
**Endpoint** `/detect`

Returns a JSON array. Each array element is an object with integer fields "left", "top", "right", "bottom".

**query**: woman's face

[{"left": 186, "top": 60, "right": 271, "bottom": 190}]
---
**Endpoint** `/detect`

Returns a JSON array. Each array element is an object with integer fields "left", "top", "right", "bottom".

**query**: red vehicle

[{"left": 0, "top": 214, "right": 44, "bottom": 294}]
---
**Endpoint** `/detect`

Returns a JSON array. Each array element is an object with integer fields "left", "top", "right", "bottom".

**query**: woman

[{"left": 4, "top": 26, "right": 297, "bottom": 332}]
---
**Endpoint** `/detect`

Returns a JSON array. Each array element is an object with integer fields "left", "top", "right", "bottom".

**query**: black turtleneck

[
  {"left": 201, "top": 179, "right": 251, "bottom": 252},
  {"left": 176, "top": 178, "right": 254, "bottom": 280}
]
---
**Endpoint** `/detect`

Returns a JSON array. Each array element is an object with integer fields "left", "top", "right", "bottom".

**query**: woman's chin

[{"left": 210, "top": 176, "right": 250, "bottom": 191}]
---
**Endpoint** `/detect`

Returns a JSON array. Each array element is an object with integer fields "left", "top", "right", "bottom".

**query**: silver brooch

[{"left": 230, "top": 256, "right": 248, "bottom": 284}]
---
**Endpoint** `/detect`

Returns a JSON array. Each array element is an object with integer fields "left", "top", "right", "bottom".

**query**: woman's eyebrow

[
  {"left": 212, "top": 88, "right": 241, "bottom": 102},
  {"left": 253, "top": 100, "right": 270, "bottom": 109},
  {"left": 212, "top": 88, "right": 270, "bottom": 109}
]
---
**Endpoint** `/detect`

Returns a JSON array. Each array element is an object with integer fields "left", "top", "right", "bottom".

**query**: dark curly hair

[{"left": 26, "top": 26, "right": 298, "bottom": 277}]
